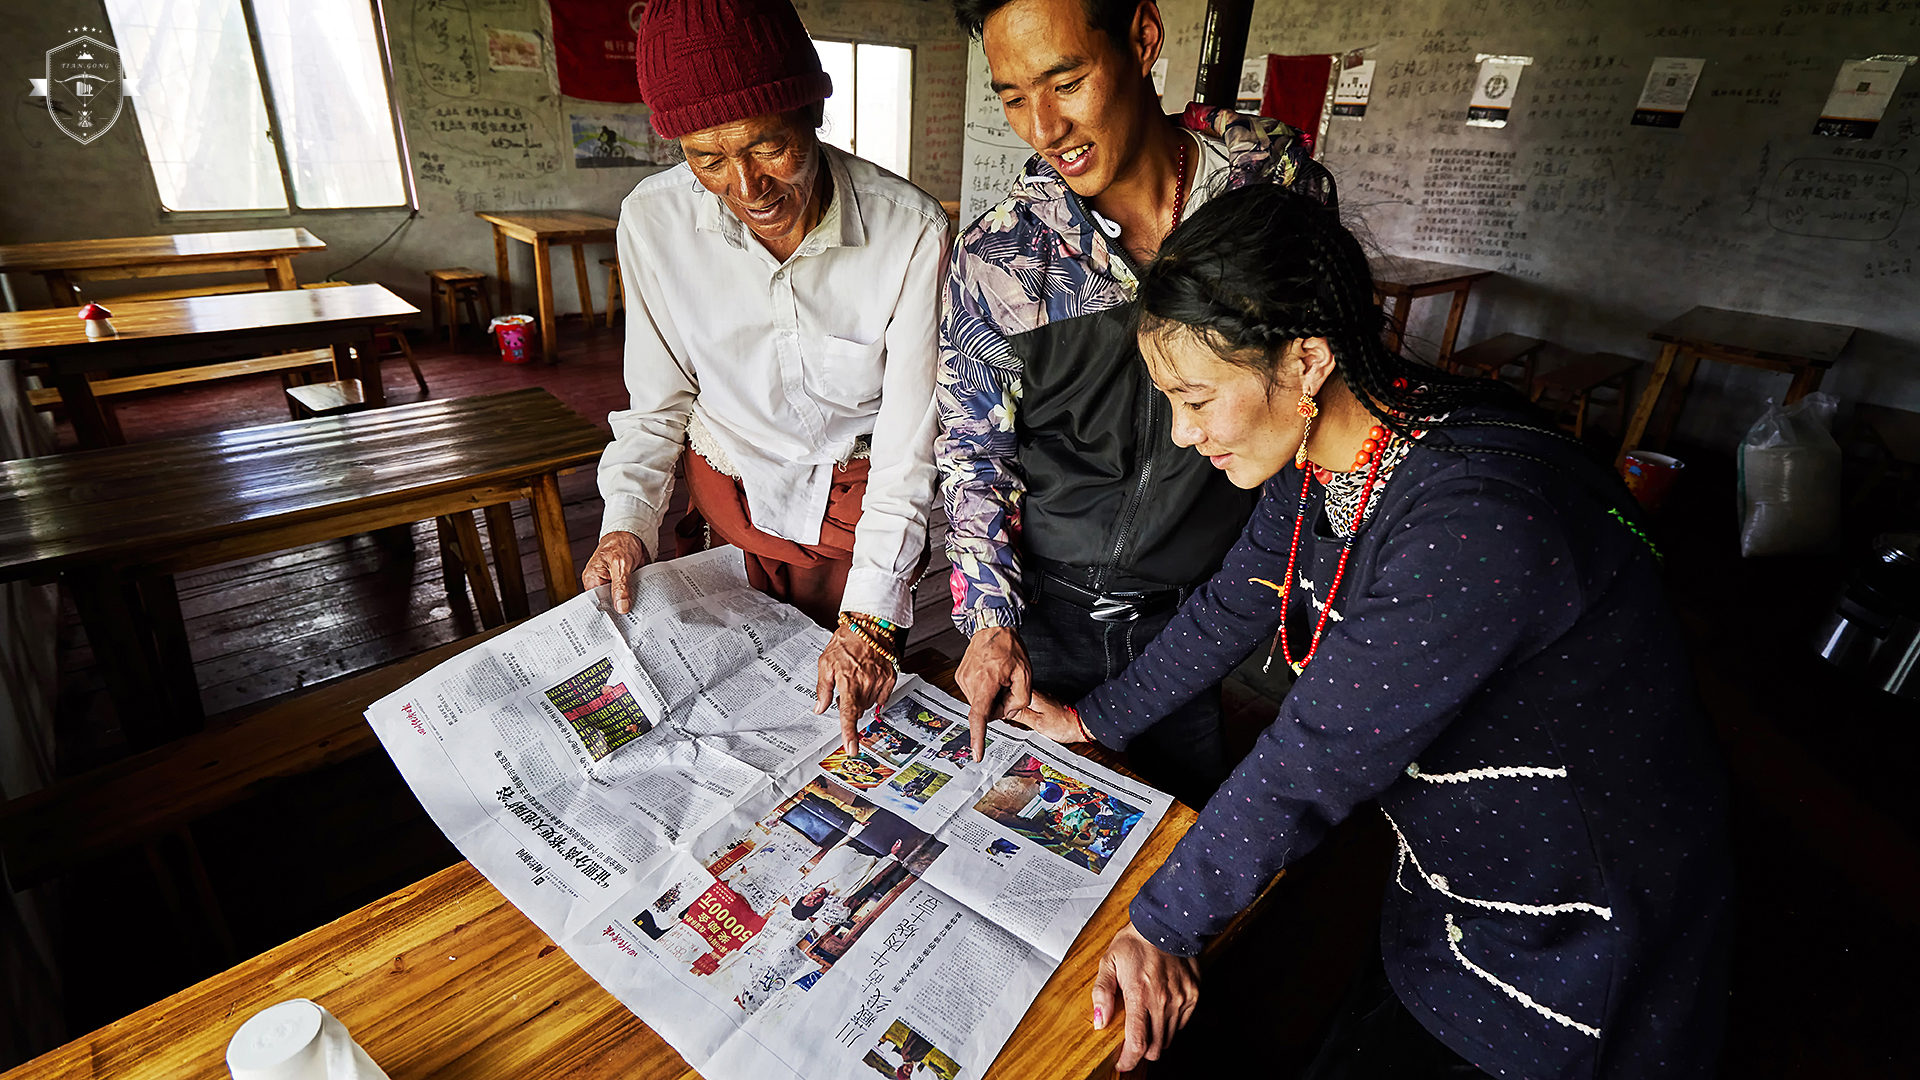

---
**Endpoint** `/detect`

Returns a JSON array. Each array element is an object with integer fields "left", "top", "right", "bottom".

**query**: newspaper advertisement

[{"left": 366, "top": 547, "right": 1171, "bottom": 1080}]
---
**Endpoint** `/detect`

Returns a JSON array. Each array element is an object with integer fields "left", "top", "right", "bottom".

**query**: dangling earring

[{"left": 1295, "top": 393, "right": 1319, "bottom": 468}]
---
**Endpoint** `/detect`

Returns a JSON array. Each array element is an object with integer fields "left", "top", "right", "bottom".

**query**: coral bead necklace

[{"left": 1265, "top": 424, "right": 1393, "bottom": 676}]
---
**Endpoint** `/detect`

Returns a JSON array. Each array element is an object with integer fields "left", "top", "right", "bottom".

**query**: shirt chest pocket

[{"left": 806, "top": 332, "right": 885, "bottom": 408}]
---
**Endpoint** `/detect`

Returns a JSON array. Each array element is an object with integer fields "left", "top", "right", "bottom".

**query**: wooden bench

[
  {"left": 1445, "top": 332, "right": 1545, "bottom": 387},
  {"left": 0, "top": 388, "right": 606, "bottom": 748},
  {"left": 23, "top": 348, "right": 339, "bottom": 434},
  {"left": 1530, "top": 352, "right": 1641, "bottom": 438}
]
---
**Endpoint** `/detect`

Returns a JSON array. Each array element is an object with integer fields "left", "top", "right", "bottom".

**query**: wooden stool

[
  {"left": 1531, "top": 352, "right": 1640, "bottom": 439},
  {"left": 1447, "top": 333, "right": 1545, "bottom": 388},
  {"left": 602, "top": 257, "right": 623, "bottom": 328},
  {"left": 427, "top": 268, "right": 494, "bottom": 342}
]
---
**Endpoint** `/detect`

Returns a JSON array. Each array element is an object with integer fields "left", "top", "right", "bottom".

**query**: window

[
  {"left": 104, "top": 0, "right": 410, "bottom": 212},
  {"left": 810, "top": 39, "right": 913, "bottom": 179}
]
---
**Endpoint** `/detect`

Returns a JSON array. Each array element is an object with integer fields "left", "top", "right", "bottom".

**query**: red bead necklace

[{"left": 1267, "top": 425, "right": 1392, "bottom": 676}]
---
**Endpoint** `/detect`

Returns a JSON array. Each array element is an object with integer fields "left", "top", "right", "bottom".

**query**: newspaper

[{"left": 365, "top": 547, "right": 1171, "bottom": 1080}]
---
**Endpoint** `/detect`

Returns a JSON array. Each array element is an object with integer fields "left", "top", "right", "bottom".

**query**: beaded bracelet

[
  {"left": 838, "top": 612, "right": 901, "bottom": 668},
  {"left": 841, "top": 611, "right": 904, "bottom": 648}
]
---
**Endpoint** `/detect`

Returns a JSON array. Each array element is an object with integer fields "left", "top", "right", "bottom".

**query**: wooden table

[
  {"left": 0, "top": 284, "right": 416, "bottom": 448},
  {"left": 474, "top": 211, "right": 618, "bottom": 363},
  {"left": 0, "top": 815, "right": 1217, "bottom": 1080},
  {"left": 0, "top": 388, "right": 607, "bottom": 748},
  {"left": 1370, "top": 256, "right": 1495, "bottom": 365},
  {"left": 1617, "top": 305, "right": 1856, "bottom": 464},
  {"left": 0, "top": 227, "right": 326, "bottom": 308}
]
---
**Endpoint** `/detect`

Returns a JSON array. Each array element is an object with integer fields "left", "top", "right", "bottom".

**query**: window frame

[
  {"left": 810, "top": 36, "right": 916, "bottom": 179},
  {"left": 133, "top": 0, "right": 418, "bottom": 218}
]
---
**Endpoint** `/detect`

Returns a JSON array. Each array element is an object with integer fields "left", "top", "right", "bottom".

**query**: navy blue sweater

[{"left": 1076, "top": 409, "right": 1731, "bottom": 1079}]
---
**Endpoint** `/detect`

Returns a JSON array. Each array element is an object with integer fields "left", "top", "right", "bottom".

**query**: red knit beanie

[{"left": 636, "top": 0, "right": 834, "bottom": 139}]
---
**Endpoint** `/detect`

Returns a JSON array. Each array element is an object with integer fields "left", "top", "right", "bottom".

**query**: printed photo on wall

[
  {"left": 570, "top": 112, "right": 676, "bottom": 168},
  {"left": 487, "top": 28, "right": 543, "bottom": 72}
]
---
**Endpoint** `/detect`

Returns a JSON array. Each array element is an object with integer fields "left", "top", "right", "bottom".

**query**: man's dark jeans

[{"left": 1019, "top": 587, "right": 1230, "bottom": 809}]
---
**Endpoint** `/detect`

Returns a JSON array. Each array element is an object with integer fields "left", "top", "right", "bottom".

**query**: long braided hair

[{"left": 1137, "top": 183, "right": 1510, "bottom": 440}]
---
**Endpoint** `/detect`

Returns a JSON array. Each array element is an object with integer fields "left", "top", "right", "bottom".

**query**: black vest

[{"left": 1008, "top": 306, "right": 1255, "bottom": 592}]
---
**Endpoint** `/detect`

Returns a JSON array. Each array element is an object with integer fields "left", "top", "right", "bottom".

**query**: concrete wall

[
  {"left": 1, "top": 0, "right": 964, "bottom": 322},
  {"left": 1155, "top": 0, "right": 1919, "bottom": 447}
]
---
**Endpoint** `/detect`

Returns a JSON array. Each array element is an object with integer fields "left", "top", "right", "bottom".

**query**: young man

[
  {"left": 938, "top": 0, "right": 1332, "bottom": 801},
  {"left": 583, "top": 0, "right": 949, "bottom": 751}
]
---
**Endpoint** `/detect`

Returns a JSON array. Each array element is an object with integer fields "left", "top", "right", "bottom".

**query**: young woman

[{"left": 1017, "top": 184, "right": 1732, "bottom": 1078}]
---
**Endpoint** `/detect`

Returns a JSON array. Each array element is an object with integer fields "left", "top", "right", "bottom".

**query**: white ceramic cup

[{"left": 227, "top": 999, "right": 327, "bottom": 1080}]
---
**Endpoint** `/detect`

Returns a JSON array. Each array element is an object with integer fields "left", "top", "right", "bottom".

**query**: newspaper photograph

[{"left": 364, "top": 547, "right": 1172, "bottom": 1080}]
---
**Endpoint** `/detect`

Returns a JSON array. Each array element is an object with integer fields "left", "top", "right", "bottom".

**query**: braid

[{"left": 1138, "top": 184, "right": 1510, "bottom": 437}]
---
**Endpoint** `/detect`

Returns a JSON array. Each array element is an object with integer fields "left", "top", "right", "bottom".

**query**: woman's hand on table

[
  {"left": 581, "top": 531, "right": 650, "bottom": 613},
  {"left": 815, "top": 623, "right": 898, "bottom": 756},
  {"left": 1093, "top": 920, "right": 1200, "bottom": 1071},
  {"left": 1016, "top": 689, "right": 1091, "bottom": 744}
]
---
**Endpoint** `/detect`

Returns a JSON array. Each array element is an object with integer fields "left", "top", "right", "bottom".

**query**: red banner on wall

[
  {"left": 551, "top": 0, "right": 646, "bottom": 103},
  {"left": 1260, "top": 54, "right": 1337, "bottom": 157}
]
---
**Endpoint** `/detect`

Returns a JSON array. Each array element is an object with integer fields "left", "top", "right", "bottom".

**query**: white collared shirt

[{"left": 598, "top": 144, "right": 949, "bottom": 625}]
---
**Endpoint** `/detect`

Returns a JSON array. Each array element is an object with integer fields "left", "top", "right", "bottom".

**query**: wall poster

[
  {"left": 1630, "top": 57, "right": 1705, "bottom": 128},
  {"left": 1813, "top": 56, "right": 1913, "bottom": 139},
  {"left": 1466, "top": 54, "right": 1532, "bottom": 129}
]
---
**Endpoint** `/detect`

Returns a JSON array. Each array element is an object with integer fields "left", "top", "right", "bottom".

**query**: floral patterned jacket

[{"left": 935, "top": 104, "right": 1319, "bottom": 635}]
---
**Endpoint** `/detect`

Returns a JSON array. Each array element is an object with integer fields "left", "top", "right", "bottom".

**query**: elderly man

[{"left": 582, "top": 0, "right": 949, "bottom": 749}]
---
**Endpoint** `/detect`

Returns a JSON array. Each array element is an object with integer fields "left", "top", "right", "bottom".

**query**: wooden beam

[{"left": 1194, "top": 0, "right": 1255, "bottom": 107}]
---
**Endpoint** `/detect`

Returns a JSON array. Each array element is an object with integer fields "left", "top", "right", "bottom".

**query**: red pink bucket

[{"left": 489, "top": 314, "right": 535, "bottom": 364}]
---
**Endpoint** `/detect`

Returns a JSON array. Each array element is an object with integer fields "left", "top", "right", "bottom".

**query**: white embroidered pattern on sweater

[
  {"left": 1383, "top": 809, "right": 1613, "bottom": 920},
  {"left": 1444, "top": 914, "right": 1603, "bottom": 1039}
]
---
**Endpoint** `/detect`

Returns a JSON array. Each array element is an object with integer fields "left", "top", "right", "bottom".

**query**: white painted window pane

[
  {"left": 855, "top": 44, "right": 912, "bottom": 177},
  {"left": 814, "top": 39, "right": 855, "bottom": 157},
  {"left": 252, "top": 0, "right": 407, "bottom": 208},
  {"left": 104, "top": 0, "right": 287, "bottom": 211}
]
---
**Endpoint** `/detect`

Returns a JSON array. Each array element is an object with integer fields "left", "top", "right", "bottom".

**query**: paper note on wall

[
  {"left": 1466, "top": 55, "right": 1531, "bottom": 128},
  {"left": 959, "top": 39, "right": 1034, "bottom": 226},
  {"left": 1630, "top": 57, "right": 1705, "bottom": 129},
  {"left": 1237, "top": 56, "right": 1268, "bottom": 114},
  {"left": 1332, "top": 60, "right": 1376, "bottom": 119},
  {"left": 1813, "top": 57, "right": 1913, "bottom": 139}
]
